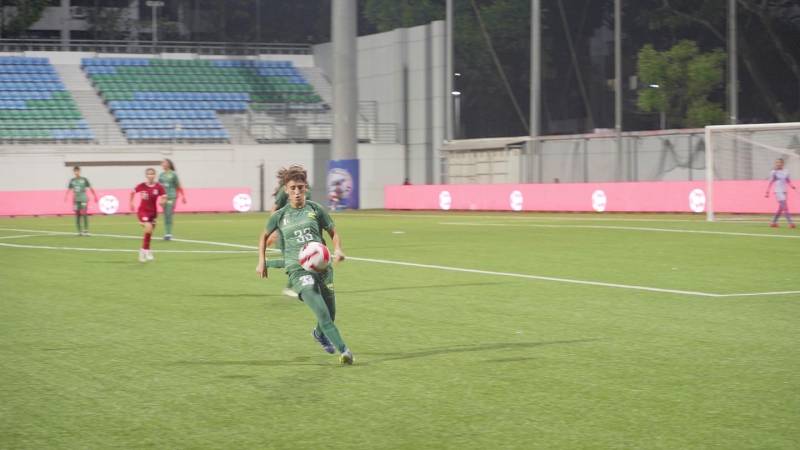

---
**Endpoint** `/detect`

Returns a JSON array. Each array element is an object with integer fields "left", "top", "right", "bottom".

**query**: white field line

[
  {"left": 339, "top": 212, "right": 770, "bottom": 224},
  {"left": 1, "top": 227, "right": 797, "bottom": 298},
  {"left": 0, "top": 243, "right": 251, "bottom": 254},
  {"left": 0, "top": 233, "right": 60, "bottom": 240},
  {"left": 439, "top": 222, "right": 800, "bottom": 239}
]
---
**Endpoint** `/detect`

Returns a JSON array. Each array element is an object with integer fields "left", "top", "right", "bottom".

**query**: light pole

[
  {"left": 146, "top": 1, "right": 165, "bottom": 50},
  {"left": 451, "top": 90, "right": 462, "bottom": 139},
  {"left": 648, "top": 83, "right": 666, "bottom": 129}
]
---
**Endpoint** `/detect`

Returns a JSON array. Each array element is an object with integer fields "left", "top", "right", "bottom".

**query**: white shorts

[{"left": 775, "top": 192, "right": 787, "bottom": 202}]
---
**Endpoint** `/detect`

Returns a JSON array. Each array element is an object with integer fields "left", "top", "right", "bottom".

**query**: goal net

[{"left": 705, "top": 122, "right": 800, "bottom": 221}]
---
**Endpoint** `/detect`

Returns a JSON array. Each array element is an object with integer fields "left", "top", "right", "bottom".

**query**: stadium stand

[
  {"left": 81, "top": 57, "right": 324, "bottom": 143},
  {"left": 0, "top": 56, "right": 94, "bottom": 143}
]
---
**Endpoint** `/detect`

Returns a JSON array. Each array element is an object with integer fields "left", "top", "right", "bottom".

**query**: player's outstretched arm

[
  {"left": 64, "top": 188, "right": 70, "bottom": 202},
  {"left": 129, "top": 191, "right": 136, "bottom": 212},
  {"left": 256, "top": 230, "right": 270, "bottom": 278},
  {"left": 90, "top": 187, "right": 99, "bottom": 203},
  {"left": 327, "top": 227, "right": 345, "bottom": 262}
]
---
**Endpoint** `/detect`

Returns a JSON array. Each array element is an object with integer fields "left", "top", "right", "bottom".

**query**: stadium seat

[
  {"left": 82, "top": 57, "right": 324, "bottom": 143},
  {"left": 0, "top": 57, "right": 91, "bottom": 143}
]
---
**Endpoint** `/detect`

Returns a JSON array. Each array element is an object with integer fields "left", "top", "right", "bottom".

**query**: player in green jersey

[
  {"left": 256, "top": 165, "right": 353, "bottom": 365},
  {"left": 64, "top": 166, "right": 98, "bottom": 236},
  {"left": 268, "top": 167, "right": 313, "bottom": 298},
  {"left": 158, "top": 159, "right": 186, "bottom": 241}
]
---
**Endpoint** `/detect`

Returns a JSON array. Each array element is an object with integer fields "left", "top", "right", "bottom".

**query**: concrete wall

[
  {"left": 314, "top": 20, "right": 446, "bottom": 184},
  {"left": 0, "top": 143, "right": 403, "bottom": 210}
]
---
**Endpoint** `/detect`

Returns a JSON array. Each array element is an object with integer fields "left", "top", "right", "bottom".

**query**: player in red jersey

[{"left": 129, "top": 168, "right": 166, "bottom": 262}]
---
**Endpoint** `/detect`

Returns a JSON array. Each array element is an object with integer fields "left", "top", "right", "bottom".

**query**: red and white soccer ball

[{"left": 299, "top": 241, "right": 331, "bottom": 273}]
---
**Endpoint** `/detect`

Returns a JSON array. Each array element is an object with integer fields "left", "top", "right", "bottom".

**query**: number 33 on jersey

[{"left": 266, "top": 201, "right": 334, "bottom": 272}]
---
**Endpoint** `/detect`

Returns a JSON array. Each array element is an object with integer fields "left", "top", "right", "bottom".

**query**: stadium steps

[
  {"left": 217, "top": 113, "right": 259, "bottom": 145},
  {"left": 297, "top": 67, "right": 332, "bottom": 105},
  {"left": 53, "top": 64, "right": 126, "bottom": 145}
]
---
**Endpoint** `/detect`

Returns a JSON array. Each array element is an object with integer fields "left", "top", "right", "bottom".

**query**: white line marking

[
  {"left": 714, "top": 290, "right": 800, "bottom": 298},
  {"left": 2, "top": 227, "right": 797, "bottom": 298},
  {"left": 0, "top": 233, "right": 59, "bottom": 240},
  {"left": 0, "top": 243, "right": 252, "bottom": 254},
  {"left": 439, "top": 222, "right": 800, "bottom": 239},
  {"left": 346, "top": 256, "right": 720, "bottom": 297}
]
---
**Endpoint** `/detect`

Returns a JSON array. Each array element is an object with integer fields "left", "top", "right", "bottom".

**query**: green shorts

[
  {"left": 73, "top": 201, "right": 88, "bottom": 212},
  {"left": 288, "top": 267, "right": 334, "bottom": 300}
]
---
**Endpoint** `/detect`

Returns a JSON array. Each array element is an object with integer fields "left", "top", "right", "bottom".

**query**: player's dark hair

[
  {"left": 164, "top": 158, "right": 176, "bottom": 171},
  {"left": 73, "top": 166, "right": 80, "bottom": 171},
  {"left": 146, "top": 167, "right": 156, "bottom": 174},
  {"left": 283, "top": 165, "right": 308, "bottom": 185},
  {"left": 273, "top": 167, "right": 289, "bottom": 197}
]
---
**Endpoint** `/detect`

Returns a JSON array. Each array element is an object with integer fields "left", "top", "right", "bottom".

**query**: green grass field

[{"left": 1, "top": 211, "right": 798, "bottom": 449}]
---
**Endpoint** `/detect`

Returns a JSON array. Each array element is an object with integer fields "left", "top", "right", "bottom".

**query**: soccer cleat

[
  {"left": 770, "top": 223, "right": 778, "bottom": 228},
  {"left": 138, "top": 249, "right": 147, "bottom": 263},
  {"left": 312, "top": 329, "right": 335, "bottom": 354},
  {"left": 145, "top": 250, "right": 155, "bottom": 261},
  {"left": 82, "top": 231, "right": 90, "bottom": 237},
  {"left": 791, "top": 223, "right": 797, "bottom": 229},
  {"left": 339, "top": 349, "right": 354, "bottom": 365},
  {"left": 282, "top": 288, "right": 299, "bottom": 299},
  {"left": 163, "top": 234, "right": 172, "bottom": 241}
]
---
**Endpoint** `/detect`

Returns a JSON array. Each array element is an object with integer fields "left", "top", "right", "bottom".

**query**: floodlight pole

[
  {"left": 146, "top": 1, "right": 164, "bottom": 50},
  {"left": 446, "top": 0, "right": 454, "bottom": 141},
  {"left": 614, "top": 0, "right": 622, "bottom": 169},
  {"left": 529, "top": 0, "right": 541, "bottom": 183},
  {"left": 728, "top": 0, "right": 737, "bottom": 124}
]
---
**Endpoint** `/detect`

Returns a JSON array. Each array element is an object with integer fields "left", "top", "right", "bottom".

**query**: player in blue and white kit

[{"left": 765, "top": 158, "right": 796, "bottom": 228}]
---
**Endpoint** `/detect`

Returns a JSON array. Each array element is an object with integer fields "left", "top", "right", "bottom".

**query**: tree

[
  {"left": 637, "top": 40, "right": 726, "bottom": 128},
  {"left": 1, "top": 0, "right": 49, "bottom": 38},
  {"left": 81, "top": 3, "right": 135, "bottom": 40}
]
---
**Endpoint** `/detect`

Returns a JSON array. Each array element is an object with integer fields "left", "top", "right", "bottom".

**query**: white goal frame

[{"left": 704, "top": 122, "right": 800, "bottom": 221}]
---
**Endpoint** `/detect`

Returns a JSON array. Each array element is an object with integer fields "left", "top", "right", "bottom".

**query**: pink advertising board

[
  {"left": 0, "top": 188, "right": 252, "bottom": 216},
  {"left": 385, "top": 180, "right": 795, "bottom": 214}
]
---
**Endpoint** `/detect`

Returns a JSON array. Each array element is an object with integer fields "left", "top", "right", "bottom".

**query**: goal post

[{"left": 704, "top": 122, "right": 800, "bottom": 221}]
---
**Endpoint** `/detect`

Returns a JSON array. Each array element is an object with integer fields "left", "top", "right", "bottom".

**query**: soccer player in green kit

[
  {"left": 268, "top": 167, "right": 312, "bottom": 298},
  {"left": 158, "top": 158, "right": 186, "bottom": 240},
  {"left": 64, "top": 166, "right": 98, "bottom": 236},
  {"left": 256, "top": 165, "right": 354, "bottom": 365}
]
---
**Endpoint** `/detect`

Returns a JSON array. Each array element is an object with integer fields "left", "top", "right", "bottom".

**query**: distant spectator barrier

[
  {"left": 385, "top": 181, "right": 792, "bottom": 214},
  {"left": 0, "top": 188, "right": 251, "bottom": 216}
]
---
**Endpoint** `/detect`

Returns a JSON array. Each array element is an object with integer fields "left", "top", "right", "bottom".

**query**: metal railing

[{"left": 0, "top": 39, "right": 312, "bottom": 56}]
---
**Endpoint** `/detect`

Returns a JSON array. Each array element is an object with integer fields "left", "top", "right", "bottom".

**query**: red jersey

[{"left": 135, "top": 182, "right": 166, "bottom": 215}]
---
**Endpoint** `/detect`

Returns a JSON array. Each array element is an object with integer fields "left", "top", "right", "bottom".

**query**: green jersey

[
  {"left": 68, "top": 177, "right": 91, "bottom": 202},
  {"left": 158, "top": 171, "right": 180, "bottom": 199},
  {"left": 266, "top": 201, "right": 333, "bottom": 272},
  {"left": 274, "top": 185, "right": 311, "bottom": 210}
]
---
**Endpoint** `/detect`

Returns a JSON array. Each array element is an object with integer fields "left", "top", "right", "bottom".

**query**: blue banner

[{"left": 327, "top": 159, "right": 360, "bottom": 210}]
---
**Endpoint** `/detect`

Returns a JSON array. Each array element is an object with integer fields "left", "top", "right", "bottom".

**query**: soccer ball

[{"left": 299, "top": 241, "right": 331, "bottom": 273}]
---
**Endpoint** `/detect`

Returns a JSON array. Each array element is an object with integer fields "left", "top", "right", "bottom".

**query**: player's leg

[
  {"left": 315, "top": 269, "right": 336, "bottom": 335},
  {"left": 311, "top": 270, "right": 337, "bottom": 353},
  {"left": 73, "top": 203, "right": 82, "bottom": 234},
  {"left": 772, "top": 199, "right": 784, "bottom": 226},
  {"left": 140, "top": 220, "right": 154, "bottom": 262},
  {"left": 268, "top": 231, "right": 297, "bottom": 298},
  {"left": 163, "top": 199, "right": 174, "bottom": 239},
  {"left": 81, "top": 205, "right": 89, "bottom": 235},
  {"left": 781, "top": 200, "right": 795, "bottom": 226},
  {"left": 291, "top": 271, "right": 349, "bottom": 356}
]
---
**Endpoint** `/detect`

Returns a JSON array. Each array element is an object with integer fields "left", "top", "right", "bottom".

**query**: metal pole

[
  {"left": 728, "top": 0, "right": 737, "bottom": 124},
  {"left": 446, "top": 0, "right": 454, "bottom": 141},
  {"left": 530, "top": 0, "right": 541, "bottom": 183},
  {"left": 453, "top": 92, "right": 462, "bottom": 138},
  {"left": 614, "top": 0, "right": 623, "bottom": 173},
  {"left": 258, "top": 162, "right": 265, "bottom": 212},
  {"left": 331, "top": 0, "right": 358, "bottom": 160},
  {"left": 530, "top": 0, "right": 540, "bottom": 138},
  {"left": 151, "top": 5, "right": 157, "bottom": 48}
]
